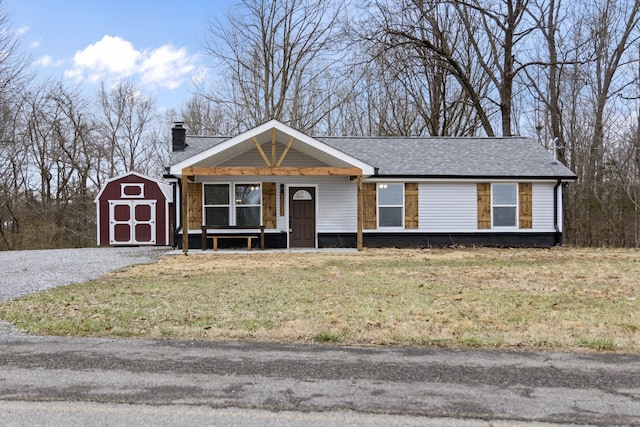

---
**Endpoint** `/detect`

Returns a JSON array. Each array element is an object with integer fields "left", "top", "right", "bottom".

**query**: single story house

[
  {"left": 95, "top": 171, "right": 174, "bottom": 246},
  {"left": 164, "top": 120, "right": 576, "bottom": 252}
]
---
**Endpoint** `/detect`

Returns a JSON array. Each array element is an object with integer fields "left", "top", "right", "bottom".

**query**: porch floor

[{"left": 164, "top": 248, "right": 358, "bottom": 256}]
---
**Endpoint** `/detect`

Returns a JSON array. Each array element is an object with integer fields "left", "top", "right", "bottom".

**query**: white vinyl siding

[
  {"left": 419, "top": 181, "right": 557, "bottom": 232},
  {"left": 420, "top": 183, "right": 478, "bottom": 231},
  {"left": 532, "top": 183, "right": 556, "bottom": 232},
  {"left": 316, "top": 178, "right": 357, "bottom": 232}
]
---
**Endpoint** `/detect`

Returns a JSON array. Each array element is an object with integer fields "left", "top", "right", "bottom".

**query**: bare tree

[
  {"left": 452, "top": 0, "right": 538, "bottom": 136},
  {"left": 96, "top": 80, "right": 161, "bottom": 178},
  {"left": 0, "top": 0, "right": 33, "bottom": 249},
  {"left": 0, "top": 99, "right": 27, "bottom": 250},
  {"left": 364, "top": 0, "right": 499, "bottom": 136},
  {"left": 203, "top": 0, "right": 346, "bottom": 133},
  {"left": 584, "top": 0, "right": 639, "bottom": 182},
  {"left": 177, "top": 94, "right": 231, "bottom": 136},
  {"left": 0, "top": 1, "right": 31, "bottom": 102}
]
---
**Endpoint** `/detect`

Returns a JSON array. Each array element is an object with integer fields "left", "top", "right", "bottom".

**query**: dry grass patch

[{"left": 1, "top": 247, "right": 639, "bottom": 352}]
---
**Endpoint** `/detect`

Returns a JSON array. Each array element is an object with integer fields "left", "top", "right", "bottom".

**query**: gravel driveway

[{"left": 0, "top": 247, "right": 168, "bottom": 304}]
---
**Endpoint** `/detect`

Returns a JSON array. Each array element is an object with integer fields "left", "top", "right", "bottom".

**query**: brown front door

[{"left": 289, "top": 187, "right": 316, "bottom": 248}]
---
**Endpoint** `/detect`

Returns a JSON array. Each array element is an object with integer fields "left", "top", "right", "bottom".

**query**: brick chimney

[{"left": 172, "top": 122, "right": 187, "bottom": 151}]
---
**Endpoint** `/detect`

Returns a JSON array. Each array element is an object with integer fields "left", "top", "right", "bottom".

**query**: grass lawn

[{"left": 1, "top": 247, "right": 639, "bottom": 352}]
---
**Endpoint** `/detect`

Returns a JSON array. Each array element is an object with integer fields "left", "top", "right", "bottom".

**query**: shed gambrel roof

[
  {"left": 94, "top": 171, "right": 174, "bottom": 203},
  {"left": 168, "top": 121, "right": 576, "bottom": 180}
]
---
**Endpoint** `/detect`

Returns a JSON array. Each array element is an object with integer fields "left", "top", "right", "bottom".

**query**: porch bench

[{"left": 201, "top": 225, "right": 265, "bottom": 251}]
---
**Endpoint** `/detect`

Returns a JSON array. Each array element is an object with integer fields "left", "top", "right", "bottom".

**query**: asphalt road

[{"left": 0, "top": 334, "right": 639, "bottom": 426}]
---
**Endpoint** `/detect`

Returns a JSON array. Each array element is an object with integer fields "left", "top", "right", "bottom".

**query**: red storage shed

[{"left": 95, "top": 172, "right": 173, "bottom": 246}]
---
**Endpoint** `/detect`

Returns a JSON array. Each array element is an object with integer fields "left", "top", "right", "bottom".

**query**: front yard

[{"left": 1, "top": 247, "right": 638, "bottom": 352}]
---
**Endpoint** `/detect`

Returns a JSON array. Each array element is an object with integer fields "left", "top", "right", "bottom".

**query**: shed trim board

[
  {"left": 109, "top": 200, "right": 157, "bottom": 245},
  {"left": 167, "top": 120, "right": 576, "bottom": 251}
]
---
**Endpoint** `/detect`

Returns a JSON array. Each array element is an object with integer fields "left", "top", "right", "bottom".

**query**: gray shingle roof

[
  {"left": 318, "top": 136, "right": 576, "bottom": 178},
  {"left": 170, "top": 136, "right": 228, "bottom": 165},
  {"left": 170, "top": 134, "right": 576, "bottom": 179}
]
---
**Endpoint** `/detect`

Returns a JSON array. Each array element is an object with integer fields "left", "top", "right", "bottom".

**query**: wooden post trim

[
  {"left": 275, "top": 136, "right": 295, "bottom": 167},
  {"left": 262, "top": 182, "right": 277, "bottom": 229},
  {"left": 519, "top": 182, "right": 533, "bottom": 228},
  {"left": 181, "top": 175, "right": 188, "bottom": 253},
  {"left": 362, "top": 182, "right": 377, "bottom": 229},
  {"left": 271, "top": 128, "right": 276, "bottom": 166},
  {"left": 477, "top": 183, "right": 491, "bottom": 229},
  {"left": 252, "top": 136, "right": 272, "bottom": 167},
  {"left": 404, "top": 183, "right": 419, "bottom": 229}
]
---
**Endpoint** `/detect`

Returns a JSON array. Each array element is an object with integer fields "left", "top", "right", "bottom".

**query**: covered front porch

[
  {"left": 169, "top": 120, "right": 375, "bottom": 253},
  {"left": 179, "top": 167, "right": 366, "bottom": 253}
]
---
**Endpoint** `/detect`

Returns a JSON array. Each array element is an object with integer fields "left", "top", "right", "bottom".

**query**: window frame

[
  {"left": 233, "top": 182, "right": 262, "bottom": 227},
  {"left": 491, "top": 183, "right": 518, "bottom": 228},
  {"left": 377, "top": 183, "right": 405, "bottom": 229},
  {"left": 202, "top": 182, "right": 262, "bottom": 227},
  {"left": 203, "top": 182, "right": 231, "bottom": 226}
]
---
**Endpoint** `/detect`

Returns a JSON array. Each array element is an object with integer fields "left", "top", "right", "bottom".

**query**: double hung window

[
  {"left": 204, "top": 184, "right": 230, "bottom": 226},
  {"left": 378, "top": 183, "right": 404, "bottom": 227},
  {"left": 492, "top": 184, "right": 517, "bottom": 227},
  {"left": 234, "top": 184, "right": 261, "bottom": 226}
]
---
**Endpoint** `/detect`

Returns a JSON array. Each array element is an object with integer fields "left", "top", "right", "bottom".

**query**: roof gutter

[{"left": 364, "top": 174, "right": 577, "bottom": 181}]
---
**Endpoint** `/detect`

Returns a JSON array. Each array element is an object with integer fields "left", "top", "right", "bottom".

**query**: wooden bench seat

[
  {"left": 201, "top": 225, "right": 265, "bottom": 251},
  {"left": 208, "top": 235, "right": 256, "bottom": 251}
]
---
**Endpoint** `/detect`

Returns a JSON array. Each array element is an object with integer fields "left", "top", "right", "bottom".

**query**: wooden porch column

[
  {"left": 181, "top": 174, "right": 189, "bottom": 254},
  {"left": 357, "top": 175, "right": 363, "bottom": 251}
]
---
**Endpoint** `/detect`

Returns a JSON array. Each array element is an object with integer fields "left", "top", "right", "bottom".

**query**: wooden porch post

[
  {"left": 181, "top": 173, "right": 189, "bottom": 254},
  {"left": 357, "top": 175, "right": 363, "bottom": 251}
]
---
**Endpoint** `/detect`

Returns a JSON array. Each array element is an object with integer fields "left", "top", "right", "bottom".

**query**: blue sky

[{"left": 4, "top": 0, "right": 235, "bottom": 111}]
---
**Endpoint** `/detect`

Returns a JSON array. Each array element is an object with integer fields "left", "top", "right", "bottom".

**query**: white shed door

[{"left": 109, "top": 200, "right": 156, "bottom": 245}]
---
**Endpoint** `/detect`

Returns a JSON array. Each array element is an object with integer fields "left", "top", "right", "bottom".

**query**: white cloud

[
  {"left": 35, "top": 55, "right": 51, "bottom": 66},
  {"left": 16, "top": 26, "right": 29, "bottom": 36},
  {"left": 64, "top": 35, "right": 202, "bottom": 91},
  {"left": 35, "top": 55, "right": 64, "bottom": 68},
  {"left": 140, "top": 45, "right": 198, "bottom": 89},
  {"left": 64, "top": 35, "right": 139, "bottom": 83}
]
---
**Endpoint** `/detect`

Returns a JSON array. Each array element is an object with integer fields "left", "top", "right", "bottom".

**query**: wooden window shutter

[
  {"left": 404, "top": 183, "right": 419, "bottom": 229},
  {"left": 519, "top": 182, "right": 533, "bottom": 229},
  {"left": 363, "top": 182, "right": 377, "bottom": 229},
  {"left": 477, "top": 183, "right": 491, "bottom": 229},
  {"left": 187, "top": 182, "right": 202, "bottom": 230},
  {"left": 262, "top": 182, "right": 277, "bottom": 229}
]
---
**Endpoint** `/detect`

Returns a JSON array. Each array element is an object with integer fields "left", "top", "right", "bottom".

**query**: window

[
  {"left": 492, "top": 184, "right": 517, "bottom": 227},
  {"left": 235, "top": 183, "right": 261, "bottom": 226},
  {"left": 378, "top": 183, "right": 403, "bottom": 227},
  {"left": 204, "top": 184, "right": 230, "bottom": 226},
  {"left": 203, "top": 183, "right": 262, "bottom": 226}
]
